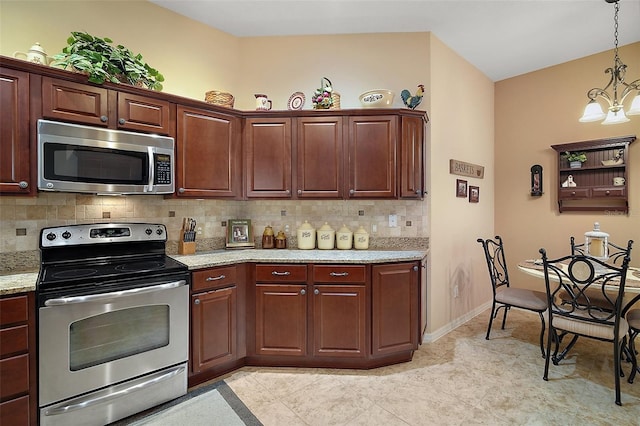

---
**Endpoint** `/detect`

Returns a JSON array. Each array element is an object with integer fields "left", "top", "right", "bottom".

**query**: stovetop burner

[
  {"left": 50, "top": 268, "right": 99, "bottom": 280},
  {"left": 114, "top": 260, "right": 166, "bottom": 273}
]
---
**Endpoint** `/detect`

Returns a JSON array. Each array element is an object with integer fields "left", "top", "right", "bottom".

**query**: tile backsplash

[{"left": 0, "top": 193, "right": 428, "bottom": 272}]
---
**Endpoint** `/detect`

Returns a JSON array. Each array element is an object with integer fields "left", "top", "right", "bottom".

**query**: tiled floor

[{"left": 224, "top": 309, "right": 640, "bottom": 425}]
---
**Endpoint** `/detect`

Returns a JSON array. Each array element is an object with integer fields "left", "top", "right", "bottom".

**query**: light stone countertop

[
  {"left": 0, "top": 249, "right": 428, "bottom": 295},
  {"left": 173, "top": 248, "right": 429, "bottom": 270}
]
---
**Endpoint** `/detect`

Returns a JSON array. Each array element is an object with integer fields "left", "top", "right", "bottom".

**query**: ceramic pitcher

[
  {"left": 14, "top": 42, "right": 53, "bottom": 65},
  {"left": 255, "top": 94, "right": 272, "bottom": 110}
]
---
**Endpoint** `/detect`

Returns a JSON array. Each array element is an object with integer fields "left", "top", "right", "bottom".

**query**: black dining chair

[
  {"left": 626, "top": 309, "right": 640, "bottom": 384},
  {"left": 477, "top": 236, "right": 547, "bottom": 357},
  {"left": 539, "top": 240, "right": 633, "bottom": 406}
]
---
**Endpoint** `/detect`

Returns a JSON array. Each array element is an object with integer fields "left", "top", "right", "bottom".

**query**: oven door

[{"left": 38, "top": 279, "right": 189, "bottom": 407}]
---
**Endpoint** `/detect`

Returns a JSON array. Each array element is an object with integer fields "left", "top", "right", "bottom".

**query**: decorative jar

[
  {"left": 336, "top": 225, "right": 353, "bottom": 250},
  {"left": 317, "top": 222, "right": 335, "bottom": 250},
  {"left": 297, "top": 221, "right": 316, "bottom": 250},
  {"left": 354, "top": 226, "right": 369, "bottom": 250}
]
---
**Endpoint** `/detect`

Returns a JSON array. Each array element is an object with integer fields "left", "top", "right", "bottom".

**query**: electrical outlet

[
  {"left": 453, "top": 285, "right": 459, "bottom": 298},
  {"left": 372, "top": 224, "right": 377, "bottom": 233},
  {"left": 388, "top": 214, "right": 397, "bottom": 227}
]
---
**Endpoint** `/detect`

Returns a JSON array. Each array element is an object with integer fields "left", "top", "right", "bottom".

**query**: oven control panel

[{"left": 41, "top": 223, "right": 167, "bottom": 247}]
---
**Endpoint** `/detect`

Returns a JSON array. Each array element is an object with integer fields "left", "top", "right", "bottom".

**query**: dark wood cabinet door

[
  {"left": 176, "top": 105, "right": 241, "bottom": 198},
  {"left": 191, "top": 286, "right": 237, "bottom": 373},
  {"left": 255, "top": 284, "right": 307, "bottom": 356},
  {"left": 312, "top": 284, "right": 366, "bottom": 358},
  {"left": 400, "top": 115, "right": 424, "bottom": 199},
  {"left": 42, "top": 77, "right": 109, "bottom": 126},
  {"left": 0, "top": 68, "right": 32, "bottom": 195},
  {"left": 296, "top": 116, "right": 344, "bottom": 198},
  {"left": 117, "top": 92, "right": 174, "bottom": 135},
  {"left": 371, "top": 262, "right": 419, "bottom": 356},
  {"left": 347, "top": 115, "right": 397, "bottom": 198},
  {"left": 245, "top": 117, "right": 292, "bottom": 198}
]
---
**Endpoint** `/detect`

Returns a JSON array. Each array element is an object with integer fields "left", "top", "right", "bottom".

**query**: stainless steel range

[{"left": 36, "top": 223, "right": 190, "bottom": 426}]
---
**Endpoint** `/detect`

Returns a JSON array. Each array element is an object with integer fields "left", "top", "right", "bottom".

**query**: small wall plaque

[{"left": 449, "top": 159, "right": 484, "bottom": 179}]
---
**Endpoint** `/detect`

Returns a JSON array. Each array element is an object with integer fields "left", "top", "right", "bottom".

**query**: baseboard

[{"left": 422, "top": 300, "right": 492, "bottom": 343}]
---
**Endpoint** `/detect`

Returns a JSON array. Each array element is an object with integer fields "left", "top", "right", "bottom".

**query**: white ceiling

[{"left": 149, "top": 0, "right": 640, "bottom": 82}]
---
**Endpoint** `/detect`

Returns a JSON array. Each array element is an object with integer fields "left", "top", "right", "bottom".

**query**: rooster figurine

[{"left": 401, "top": 84, "right": 424, "bottom": 110}]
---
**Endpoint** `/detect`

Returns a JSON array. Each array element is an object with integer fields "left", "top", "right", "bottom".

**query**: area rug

[{"left": 112, "top": 380, "right": 262, "bottom": 426}]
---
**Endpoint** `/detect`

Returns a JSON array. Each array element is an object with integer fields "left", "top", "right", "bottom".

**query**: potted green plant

[
  {"left": 51, "top": 31, "right": 164, "bottom": 91},
  {"left": 562, "top": 151, "right": 587, "bottom": 168}
]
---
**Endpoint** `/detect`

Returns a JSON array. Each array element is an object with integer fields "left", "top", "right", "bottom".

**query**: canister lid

[
  {"left": 585, "top": 222, "right": 609, "bottom": 238},
  {"left": 298, "top": 220, "right": 314, "bottom": 231},
  {"left": 318, "top": 222, "right": 334, "bottom": 231},
  {"left": 354, "top": 226, "right": 368, "bottom": 235},
  {"left": 337, "top": 224, "right": 351, "bottom": 234}
]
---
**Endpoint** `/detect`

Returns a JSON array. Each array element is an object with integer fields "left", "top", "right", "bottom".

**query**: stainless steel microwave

[{"left": 37, "top": 120, "right": 175, "bottom": 195}]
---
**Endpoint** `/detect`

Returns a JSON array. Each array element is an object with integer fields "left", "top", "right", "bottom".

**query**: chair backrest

[
  {"left": 570, "top": 236, "right": 630, "bottom": 266},
  {"left": 477, "top": 236, "right": 510, "bottom": 294},
  {"left": 539, "top": 240, "right": 633, "bottom": 332}
]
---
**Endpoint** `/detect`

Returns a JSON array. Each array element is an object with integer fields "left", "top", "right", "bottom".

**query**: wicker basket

[
  {"left": 330, "top": 92, "right": 341, "bottom": 110},
  {"left": 205, "top": 90, "right": 235, "bottom": 108}
]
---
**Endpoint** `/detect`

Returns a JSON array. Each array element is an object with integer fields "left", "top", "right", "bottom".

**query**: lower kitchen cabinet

[
  {"left": 0, "top": 292, "right": 36, "bottom": 426},
  {"left": 372, "top": 262, "right": 420, "bottom": 356},
  {"left": 189, "top": 265, "right": 245, "bottom": 387}
]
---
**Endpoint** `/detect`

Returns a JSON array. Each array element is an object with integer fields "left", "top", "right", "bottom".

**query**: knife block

[{"left": 178, "top": 240, "right": 196, "bottom": 255}]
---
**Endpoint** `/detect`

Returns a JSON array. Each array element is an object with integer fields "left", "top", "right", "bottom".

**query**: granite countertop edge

[{"left": 0, "top": 249, "right": 429, "bottom": 295}]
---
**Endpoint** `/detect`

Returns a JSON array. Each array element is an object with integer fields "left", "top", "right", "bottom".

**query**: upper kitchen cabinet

[
  {"left": 0, "top": 67, "right": 33, "bottom": 195},
  {"left": 244, "top": 117, "right": 293, "bottom": 198},
  {"left": 296, "top": 116, "right": 344, "bottom": 199},
  {"left": 347, "top": 115, "right": 397, "bottom": 198},
  {"left": 41, "top": 77, "right": 175, "bottom": 136},
  {"left": 400, "top": 115, "right": 425, "bottom": 199},
  {"left": 551, "top": 135, "right": 635, "bottom": 213},
  {"left": 175, "top": 105, "right": 242, "bottom": 199}
]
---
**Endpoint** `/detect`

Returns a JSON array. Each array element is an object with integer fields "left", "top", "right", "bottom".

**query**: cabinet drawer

[
  {"left": 0, "top": 354, "right": 29, "bottom": 400},
  {"left": 192, "top": 266, "right": 237, "bottom": 292},
  {"left": 0, "top": 295, "right": 28, "bottom": 326},
  {"left": 313, "top": 265, "right": 366, "bottom": 283},
  {"left": 256, "top": 264, "right": 307, "bottom": 282},
  {"left": 592, "top": 186, "right": 625, "bottom": 198},
  {"left": 0, "top": 325, "right": 28, "bottom": 358},
  {"left": 559, "top": 188, "right": 590, "bottom": 199},
  {"left": 0, "top": 395, "right": 30, "bottom": 426}
]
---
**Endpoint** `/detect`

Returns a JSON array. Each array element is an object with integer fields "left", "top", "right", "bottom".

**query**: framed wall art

[
  {"left": 469, "top": 186, "right": 479, "bottom": 203},
  {"left": 226, "top": 219, "right": 255, "bottom": 248},
  {"left": 456, "top": 179, "right": 468, "bottom": 198}
]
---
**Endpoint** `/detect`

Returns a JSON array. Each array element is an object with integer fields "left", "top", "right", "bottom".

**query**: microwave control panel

[{"left": 154, "top": 154, "right": 172, "bottom": 184}]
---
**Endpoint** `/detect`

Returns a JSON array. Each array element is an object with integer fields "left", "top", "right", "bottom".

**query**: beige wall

[
  {"left": 428, "top": 36, "right": 495, "bottom": 337},
  {"left": 495, "top": 41, "right": 640, "bottom": 295}
]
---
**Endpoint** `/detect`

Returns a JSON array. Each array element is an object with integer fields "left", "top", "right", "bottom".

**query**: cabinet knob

[
  {"left": 314, "top": 288, "right": 319, "bottom": 295},
  {"left": 300, "top": 289, "right": 306, "bottom": 295},
  {"left": 415, "top": 190, "right": 421, "bottom": 195},
  {"left": 297, "top": 189, "right": 302, "bottom": 195},
  {"left": 18, "top": 181, "right": 28, "bottom": 189},
  {"left": 178, "top": 187, "right": 185, "bottom": 193},
  {"left": 349, "top": 189, "right": 355, "bottom": 195},
  {"left": 100, "top": 115, "right": 108, "bottom": 122},
  {"left": 118, "top": 118, "right": 126, "bottom": 125},
  {"left": 286, "top": 189, "right": 290, "bottom": 194},
  {"left": 571, "top": 191, "right": 576, "bottom": 196},
  {"left": 194, "top": 299, "right": 200, "bottom": 305},
  {"left": 413, "top": 265, "right": 419, "bottom": 271},
  {"left": 605, "top": 190, "right": 611, "bottom": 195}
]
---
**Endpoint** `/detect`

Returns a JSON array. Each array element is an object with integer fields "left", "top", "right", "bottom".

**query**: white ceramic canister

[
  {"left": 354, "top": 226, "right": 369, "bottom": 250},
  {"left": 336, "top": 224, "right": 353, "bottom": 250},
  {"left": 297, "top": 220, "right": 316, "bottom": 250},
  {"left": 317, "top": 222, "right": 335, "bottom": 250}
]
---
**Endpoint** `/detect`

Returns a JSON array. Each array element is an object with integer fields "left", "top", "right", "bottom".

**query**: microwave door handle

[
  {"left": 44, "top": 280, "right": 186, "bottom": 306},
  {"left": 147, "top": 147, "right": 155, "bottom": 192}
]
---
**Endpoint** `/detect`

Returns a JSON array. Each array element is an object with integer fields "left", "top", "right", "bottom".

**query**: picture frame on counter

[
  {"left": 226, "top": 219, "right": 255, "bottom": 248},
  {"left": 469, "top": 186, "right": 479, "bottom": 203},
  {"left": 456, "top": 179, "right": 468, "bottom": 198}
]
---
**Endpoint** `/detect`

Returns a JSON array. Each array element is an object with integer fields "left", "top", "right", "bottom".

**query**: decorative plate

[{"left": 288, "top": 92, "right": 305, "bottom": 110}]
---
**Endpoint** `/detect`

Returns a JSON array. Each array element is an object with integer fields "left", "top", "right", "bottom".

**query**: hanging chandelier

[{"left": 579, "top": 0, "right": 640, "bottom": 125}]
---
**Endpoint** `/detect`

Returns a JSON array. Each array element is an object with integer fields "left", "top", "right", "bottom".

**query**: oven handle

[
  {"left": 43, "top": 364, "right": 186, "bottom": 417},
  {"left": 43, "top": 280, "right": 187, "bottom": 306}
]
